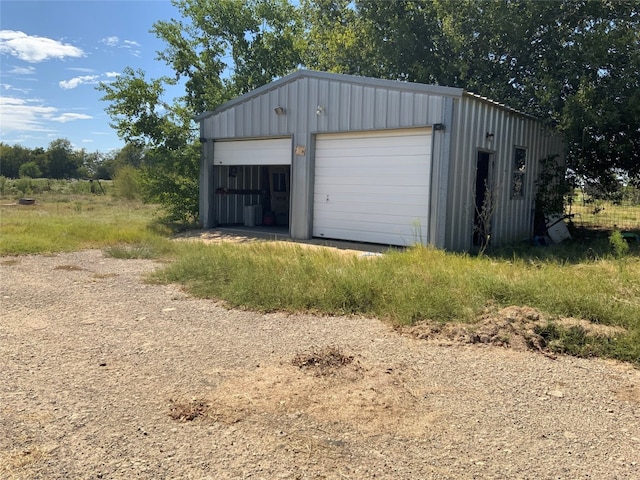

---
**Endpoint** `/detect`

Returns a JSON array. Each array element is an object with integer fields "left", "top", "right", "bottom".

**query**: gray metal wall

[
  {"left": 200, "top": 72, "right": 460, "bottom": 140},
  {"left": 445, "top": 94, "right": 564, "bottom": 251}
]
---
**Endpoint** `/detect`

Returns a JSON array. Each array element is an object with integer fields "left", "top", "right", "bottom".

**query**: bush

[
  {"left": 113, "top": 166, "right": 140, "bottom": 200},
  {"left": 609, "top": 230, "right": 630, "bottom": 258},
  {"left": 14, "top": 177, "right": 33, "bottom": 195},
  {"left": 19, "top": 162, "right": 42, "bottom": 179}
]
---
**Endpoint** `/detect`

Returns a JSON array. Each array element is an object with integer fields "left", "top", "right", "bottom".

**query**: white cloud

[
  {"left": 0, "top": 96, "right": 57, "bottom": 132},
  {"left": 0, "top": 30, "right": 84, "bottom": 63},
  {"left": 102, "top": 36, "right": 119, "bottom": 47},
  {"left": 50, "top": 113, "right": 93, "bottom": 123},
  {"left": 101, "top": 36, "right": 141, "bottom": 56},
  {"left": 8, "top": 65, "right": 36, "bottom": 74},
  {"left": 2, "top": 84, "right": 31, "bottom": 95},
  {"left": 68, "top": 67, "right": 96, "bottom": 73},
  {"left": 59, "top": 75, "right": 100, "bottom": 90},
  {"left": 59, "top": 71, "right": 120, "bottom": 89},
  {"left": 0, "top": 96, "right": 92, "bottom": 133}
]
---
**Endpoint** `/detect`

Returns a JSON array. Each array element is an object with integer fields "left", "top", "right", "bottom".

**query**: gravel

[{"left": 1, "top": 249, "right": 639, "bottom": 479}]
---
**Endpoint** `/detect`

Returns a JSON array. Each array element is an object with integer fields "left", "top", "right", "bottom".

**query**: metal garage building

[{"left": 196, "top": 70, "right": 563, "bottom": 251}]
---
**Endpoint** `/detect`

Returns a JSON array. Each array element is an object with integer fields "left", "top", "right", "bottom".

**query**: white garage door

[
  {"left": 214, "top": 137, "right": 291, "bottom": 165},
  {"left": 313, "top": 128, "right": 432, "bottom": 246}
]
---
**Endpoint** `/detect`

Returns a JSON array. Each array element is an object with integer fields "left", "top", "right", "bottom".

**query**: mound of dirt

[
  {"left": 400, "top": 305, "right": 626, "bottom": 354},
  {"left": 291, "top": 345, "right": 360, "bottom": 376}
]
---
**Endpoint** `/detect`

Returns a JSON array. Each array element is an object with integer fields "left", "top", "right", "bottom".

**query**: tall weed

[{"left": 113, "top": 166, "right": 140, "bottom": 200}]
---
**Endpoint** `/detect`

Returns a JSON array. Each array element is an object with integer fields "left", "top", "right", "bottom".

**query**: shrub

[
  {"left": 19, "top": 161, "right": 42, "bottom": 179},
  {"left": 113, "top": 166, "right": 140, "bottom": 200},
  {"left": 609, "top": 230, "right": 629, "bottom": 258},
  {"left": 14, "top": 177, "right": 33, "bottom": 195}
]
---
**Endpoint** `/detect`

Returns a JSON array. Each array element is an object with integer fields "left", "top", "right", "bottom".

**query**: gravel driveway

[{"left": 1, "top": 249, "right": 639, "bottom": 479}]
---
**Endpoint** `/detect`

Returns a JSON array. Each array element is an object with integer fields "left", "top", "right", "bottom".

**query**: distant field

[{"left": 0, "top": 182, "right": 171, "bottom": 255}]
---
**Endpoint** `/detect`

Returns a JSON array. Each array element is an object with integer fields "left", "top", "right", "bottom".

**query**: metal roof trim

[{"left": 462, "top": 91, "right": 541, "bottom": 121}]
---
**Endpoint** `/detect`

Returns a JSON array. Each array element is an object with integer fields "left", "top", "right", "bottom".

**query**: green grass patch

[{"left": 0, "top": 193, "right": 174, "bottom": 256}]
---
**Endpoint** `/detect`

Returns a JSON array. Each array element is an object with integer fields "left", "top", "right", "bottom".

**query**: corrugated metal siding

[
  {"left": 201, "top": 77, "right": 450, "bottom": 139},
  {"left": 445, "top": 95, "right": 564, "bottom": 251}
]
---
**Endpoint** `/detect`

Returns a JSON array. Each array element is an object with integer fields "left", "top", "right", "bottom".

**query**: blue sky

[{"left": 0, "top": 0, "right": 183, "bottom": 153}]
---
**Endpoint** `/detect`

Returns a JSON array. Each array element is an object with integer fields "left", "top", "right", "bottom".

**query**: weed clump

[{"left": 609, "top": 230, "right": 630, "bottom": 258}]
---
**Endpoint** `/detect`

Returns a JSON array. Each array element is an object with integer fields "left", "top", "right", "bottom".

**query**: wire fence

[{"left": 567, "top": 189, "right": 640, "bottom": 232}]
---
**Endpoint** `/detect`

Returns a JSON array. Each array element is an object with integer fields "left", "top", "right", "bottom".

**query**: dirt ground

[{"left": 1, "top": 249, "right": 639, "bottom": 479}]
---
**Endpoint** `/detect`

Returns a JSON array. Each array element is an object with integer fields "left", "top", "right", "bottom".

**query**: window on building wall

[{"left": 512, "top": 147, "right": 527, "bottom": 198}]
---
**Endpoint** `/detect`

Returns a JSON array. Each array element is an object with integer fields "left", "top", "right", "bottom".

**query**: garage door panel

[
  {"left": 214, "top": 138, "right": 291, "bottom": 166},
  {"left": 315, "top": 165, "right": 429, "bottom": 179},
  {"left": 317, "top": 147, "right": 427, "bottom": 160},
  {"left": 314, "top": 185, "right": 427, "bottom": 198},
  {"left": 314, "top": 226, "right": 426, "bottom": 247},
  {"left": 314, "top": 175, "right": 430, "bottom": 189},
  {"left": 314, "top": 193, "right": 429, "bottom": 209},
  {"left": 317, "top": 131, "right": 430, "bottom": 147},
  {"left": 318, "top": 150, "right": 428, "bottom": 162},
  {"left": 314, "top": 215, "right": 426, "bottom": 233},
  {"left": 314, "top": 204, "right": 428, "bottom": 222},
  {"left": 314, "top": 199, "right": 428, "bottom": 218},
  {"left": 313, "top": 128, "right": 432, "bottom": 246}
]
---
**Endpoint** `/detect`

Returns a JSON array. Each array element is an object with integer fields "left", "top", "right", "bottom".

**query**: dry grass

[
  {"left": 165, "top": 359, "right": 435, "bottom": 438},
  {"left": 0, "top": 445, "right": 58, "bottom": 478},
  {"left": 53, "top": 264, "right": 84, "bottom": 271},
  {"left": 291, "top": 345, "right": 357, "bottom": 375}
]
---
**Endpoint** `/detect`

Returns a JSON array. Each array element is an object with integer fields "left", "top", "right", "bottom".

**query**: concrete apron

[{"left": 174, "top": 227, "right": 395, "bottom": 257}]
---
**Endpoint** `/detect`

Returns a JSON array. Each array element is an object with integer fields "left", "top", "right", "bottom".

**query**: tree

[
  {"left": 301, "top": 0, "right": 380, "bottom": 76},
  {"left": 18, "top": 161, "right": 42, "bottom": 179},
  {"left": 98, "top": 68, "right": 198, "bottom": 221},
  {"left": 151, "top": 0, "right": 305, "bottom": 111},
  {"left": 99, "top": 0, "right": 307, "bottom": 223},
  {"left": 99, "top": 0, "right": 639, "bottom": 216},
  {"left": 557, "top": 1, "right": 640, "bottom": 180},
  {"left": 0, "top": 143, "right": 32, "bottom": 178},
  {"left": 46, "top": 138, "right": 82, "bottom": 179},
  {"left": 115, "top": 143, "right": 145, "bottom": 169}
]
